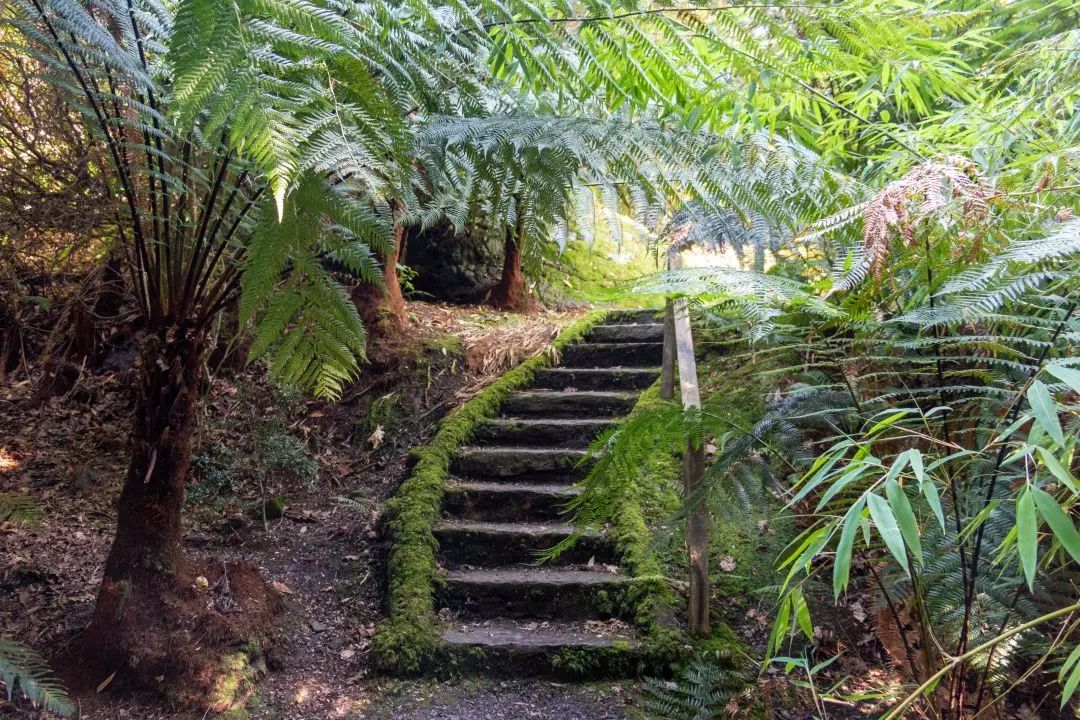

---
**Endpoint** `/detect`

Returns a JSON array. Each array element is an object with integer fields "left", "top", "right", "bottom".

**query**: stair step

[
  {"left": 501, "top": 390, "right": 638, "bottom": 419},
  {"left": 472, "top": 418, "right": 616, "bottom": 448},
  {"left": 605, "top": 308, "right": 663, "bottom": 325},
  {"left": 443, "top": 481, "right": 579, "bottom": 522},
  {"left": 434, "top": 520, "right": 617, "bottom": 567},
  {"left": 443, "top": 618, "right": 636, "bottom": 650},
  {"left": 562, "top": 342, "right": 663, "bottom": 368},
  {"left": 533, "top": 367, "right": 659, "bottom": 392},
  {"left": 440, "top": 568, "right": 628, "bottom": 619},
  {"left": 439, "top": 618, "right": 640, "bottom": 676},
  {"left": 452, "top": 447, "right": 588, "bottom": 479},
  {"left": 588, "top": 323, "right": 665, "bottom": 343}
]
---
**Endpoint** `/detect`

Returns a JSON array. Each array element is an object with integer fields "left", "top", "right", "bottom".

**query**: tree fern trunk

[
  {"left": 76, "top": 328, "right": 204, "bottom": 684},
  {"left": 353, "top": 223, "right": 407, "bottom": 334},
  {"left": 489, "top": 224, "right": 531, "bottom": 312},
  {"left": 105, "top": 330, "right": 202, "bottom": 576}
]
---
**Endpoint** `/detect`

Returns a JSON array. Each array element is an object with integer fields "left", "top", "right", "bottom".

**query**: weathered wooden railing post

[
  {"left": 660, "top": 296, "right": 676, "bottom": 400},
  {"left": 660, "top": 250, "right": 710, "bottom": 637}
]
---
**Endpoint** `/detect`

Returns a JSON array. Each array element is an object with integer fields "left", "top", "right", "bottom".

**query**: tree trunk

[
  {"left": 353, "top": 223, "right": 407, "bottom": 335},
  {"left": 488, "top": 224, "right": 532, "bottom": 312},
  {"left": 75, "top": 327, "right": 205, "bottom": 685}
]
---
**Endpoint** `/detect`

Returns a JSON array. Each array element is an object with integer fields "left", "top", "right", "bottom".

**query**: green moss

[
  {"left": 374, "top": 310, "right": 610, "bottom": 673},
  {"left": 208, "top": 652, "right": 264, "bottom": 715},
  {"left": 419, "top": 333, "right": 464, "bottom": 357},
  {"left": 615, "top": 345, "right": 798, "bottom": 670},
  {"left": 539, "top": 238, "right": 660, "bottom": 305}
]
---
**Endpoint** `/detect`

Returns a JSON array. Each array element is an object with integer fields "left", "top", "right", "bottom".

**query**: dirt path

[{"left": 361, "top": 680, "right": 641, "bottom": 720}]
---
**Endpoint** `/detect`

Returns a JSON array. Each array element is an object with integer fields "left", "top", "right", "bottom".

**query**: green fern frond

[
  {"left": 0, "top": 640, "right": 74, "bottom": 716},
  {"left": 0, "top": 493, "right": 39, "bottom": 525}
]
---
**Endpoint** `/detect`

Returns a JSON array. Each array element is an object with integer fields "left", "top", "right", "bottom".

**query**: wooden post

[
  {"left": 684, "top": 436, "right": 709, "bottom": 637},
  {"left": 663, "top": 248, "right": 709, "bottom": 636},
  {"left": 673, "top": 294, "right": 709, "bottom": 637},
  {"left": 660, "top": 298, "right": 675, "bottom": 400}
]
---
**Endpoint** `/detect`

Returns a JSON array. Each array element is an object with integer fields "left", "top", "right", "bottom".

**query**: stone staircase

[{"left": 434, "top": 310, "right": 664, "bottom": 671}]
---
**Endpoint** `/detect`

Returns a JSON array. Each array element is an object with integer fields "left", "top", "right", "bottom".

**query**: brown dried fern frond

[
  {"left": 801, "top": 157, "right": 995, "bottom": 283},
  {"left": 861, "top": 157, "right": 994, "bottom": 280}
]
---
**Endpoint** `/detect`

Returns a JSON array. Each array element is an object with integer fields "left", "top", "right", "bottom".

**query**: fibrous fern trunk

[
  {"left": 354, "top": 224, "right": 407, "bottom": 334},
  {"left": 489, "top": 223, "right": 531, "bottom": 312},
  {"left": 76, "top": 329, "right": 204, "bottom": 683}
]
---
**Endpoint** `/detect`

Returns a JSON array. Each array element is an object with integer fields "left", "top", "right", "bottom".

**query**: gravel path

[{"left": 365, "top": 680, "right": 645, "bottom": 720}]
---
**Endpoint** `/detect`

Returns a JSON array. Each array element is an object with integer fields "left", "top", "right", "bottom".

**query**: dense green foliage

[
  {"left": 7, "top": 0, "right": 1080, "bottom": 712},
  {"left": 584, "top": 2, "right": 1080, "bottom": 710},
  {"left": 640, "top": 652, "right": 747, "bottom": 719}
]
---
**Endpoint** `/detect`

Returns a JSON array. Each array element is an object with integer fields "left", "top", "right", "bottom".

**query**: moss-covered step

[
  {"left": 471, "top": 418, "right": 617, "bottom": 447},
  {"left": 439, "top": 619, "right": 641, "bottom": 678},
  {"left": 532, "top": 367, "right": 660, "bottom": 391},
  {"left": 561, "top": 342, "right": 663, "bottom": 367},
  {"left": 451, "top": 447, "right": 589, "bottom": 479},
  {"left": 442, "top": 480, "right": 579, "bottom": 522},
  {"left": 587, "top": 323, "right": 665, "bottom": 343},
  {"left": 500, "top": 390, "right": 639, "bottom": 418},
  {"left": 439, "top": 568, "right": 628, "bottom": 620},
  {"left": 433, "top": 520, "right": 617, "bottom": 567}
]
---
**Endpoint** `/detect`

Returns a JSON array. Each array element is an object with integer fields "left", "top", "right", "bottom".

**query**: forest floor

[
  {"left": 0, "top": 300, "right": 648, "bottom": 720},
  {"left": 1, "top": 298, "right": 944, "bottom": 720}
]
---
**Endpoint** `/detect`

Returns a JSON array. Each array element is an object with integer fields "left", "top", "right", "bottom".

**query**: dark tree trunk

[
  {"left": 75, "top": 327, "right": 205, "bottom": 685},
  {"left": 105, "top": 329, "right": 202, "bottom": 575},
  {"left": 488, "top": 225, "right": 532, "bottom": 312},
  {"left": 352, "top": 224, "right": 407, "bottom": 335}
]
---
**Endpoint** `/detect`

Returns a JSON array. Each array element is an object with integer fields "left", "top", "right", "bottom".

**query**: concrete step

[
  {"left": 533, "top": 367, "right": 659, "bottom": 392},
  {"left": 439, "top": 618, "right": 640, "bottom": 677},
  {"left": 439, "top": 568, "right": 628, "bottom": 620},
  {"left": 471, "top": 418, "right": 616, "bottom": 448},
  {"left": 561, "top": 342, "right": 663, "bottom": 368},
  {"left": 452, "top": 447, "right": 589, "bottom": 479},
  {"left": 500, "top": 390, "right": 638, "bottom": 419},
  {"left": 587, "top": 323, "right": 665, "bottom": 343},
  {"left": 434, "top": 520, "right": 617, "bottom": 567},
  {"left": 443, "top": 481, "right": 579, "bottom": 522}
]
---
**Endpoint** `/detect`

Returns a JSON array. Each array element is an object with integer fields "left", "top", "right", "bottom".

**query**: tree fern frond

[{"left": 0, "top": 641, "right": 74, "bottom": 716}]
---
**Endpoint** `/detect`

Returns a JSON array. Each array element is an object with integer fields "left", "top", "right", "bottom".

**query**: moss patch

[
  {"left": 206, "top": 651, "right": 266, "bottom": 716},
  {"left": 538, "top": 237, "right": 660, "bottom": 306},
  {"left": 373, "top": 310, "right": 608, "bottom": 673}
]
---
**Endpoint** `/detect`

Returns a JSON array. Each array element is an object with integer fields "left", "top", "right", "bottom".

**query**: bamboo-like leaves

[
  {"left": 1016, "top": 489, "right": 1037, "bottom": 591},
  {"left": 867, "top": 492, "right": 910, "bottom": 575},
  {"left": 833, "top": 497, "right": 865, "bottom": 598},
  {"left": 1031, "top": 486, "right": 1080, "bottom": 566},
  {"left": 1027, "top": 379, "right": 1065, "bottom": 447}
]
